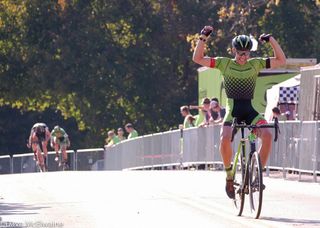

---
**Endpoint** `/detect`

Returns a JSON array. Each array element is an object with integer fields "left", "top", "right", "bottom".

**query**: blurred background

[{"left": 1, "top": 0, "right": 320, "bottom": 155}]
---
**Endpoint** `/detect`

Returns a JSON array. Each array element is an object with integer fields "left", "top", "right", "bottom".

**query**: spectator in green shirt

[
  {"left": 180, "top": 105, "right": 195, "bottom": 129},
  {"left": 117, "top": 127, "right": 126, "bottom": 141},
  {"left": 105, "top": 130, "right": 120, "bottom": 148},
  {"left": 125, "top": 123, "right": 138, "bottom": 139},
  {"left": 189, "top": 97, "right": 211, "bottom": 127}
]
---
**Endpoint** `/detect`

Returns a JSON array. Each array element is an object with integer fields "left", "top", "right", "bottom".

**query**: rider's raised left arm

[{"left": 269, "top": 36, "right": 286, "bottom": 69}]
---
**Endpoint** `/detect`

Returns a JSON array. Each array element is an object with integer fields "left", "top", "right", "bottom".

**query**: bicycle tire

[
  {"left": 249, "top": 151, "right": 263, "bottom": 219},
  {"left": 233, "top": 142, "right": 246, "bottom": 216}
]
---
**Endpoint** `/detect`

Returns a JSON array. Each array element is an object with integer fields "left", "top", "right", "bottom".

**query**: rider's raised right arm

[
  {"left": 192, "top": 39, "right": 214, "bottom": 68},
  {"left": 192, "top": 26, "right": 216, "bottom": 68}
]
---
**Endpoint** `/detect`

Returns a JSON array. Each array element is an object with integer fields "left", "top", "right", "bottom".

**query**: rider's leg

[
  {"left": 32, "top": 143, "right": 38, "bottom": 161},
  {"left": 52, "top": 140, "right": 58, "bottom": 155},
  {"left": 36, "top": 146, "right": 44, "bottom": 166},
  {"left": 219, "top": 126, "right": 233, "bottom": 179},
  {"left": 54, "top": 141, "right": 60, "bottom": 154},
  {"left": 41, "top": 141, "right": 48, "bottom": 169},
  {"left": 54, "top": 143, "right": 61, "bottom": 164},
  {"left": 42, "top": 140, "right": 48, "bottom": 157},
  {"left": 61, "top": 145, "right": 68, "bottom": 163},
  {"left": 220, "top": 125, "right": 236, "bottom": 199},
  {"left": 257, "top": 128, "right": 272, "bottom": 167}
]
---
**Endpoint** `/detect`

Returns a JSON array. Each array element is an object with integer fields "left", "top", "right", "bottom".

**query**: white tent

[{"left": 264, "top": 74, "right": 301, "bottom": 121}]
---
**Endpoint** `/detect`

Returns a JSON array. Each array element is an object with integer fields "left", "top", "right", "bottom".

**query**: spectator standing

[
  {"left": 117, "top": 127, "right": 126, "bottom": 141},
  {"left": 125, "top": 123, "right": 139, "bottom": 139},
  {"left": 209, "top": 98, "right": 226, "bottom": 125},
  {"left": 180, "top": 105, "right": 195, "bottom": 129},
  {"left": 190, "top": 97, "right": 211, "bottom": 127},
  {"left": 105, "top": 130, "right": 120, "bottom": 148}
]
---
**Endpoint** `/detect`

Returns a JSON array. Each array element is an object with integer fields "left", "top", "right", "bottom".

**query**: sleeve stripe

[{"left": 210, "top": 58, "right": 216, "bottom": 68}]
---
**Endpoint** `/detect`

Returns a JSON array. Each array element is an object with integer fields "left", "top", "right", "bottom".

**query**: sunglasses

[{"left": 236, "top": 51, "right": 250, "bottom": 56}]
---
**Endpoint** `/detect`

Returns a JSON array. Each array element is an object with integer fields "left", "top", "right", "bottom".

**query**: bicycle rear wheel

[
  {"left": 249, "top": 151, "right": 263, "bottom": 219},
  {"left": 233, "top": 144, "right": 246, "bottom": 216}
]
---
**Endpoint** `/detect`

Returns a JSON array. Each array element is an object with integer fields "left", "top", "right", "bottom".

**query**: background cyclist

[
  {"left": 28, "top": 123, "right": 51, "bottom": 170},
  {"left": 192, "top": 26, "right": 286, "bottom": 199},
  {"left": 50, "top": 125, "right": 71, "bottom": 168}
]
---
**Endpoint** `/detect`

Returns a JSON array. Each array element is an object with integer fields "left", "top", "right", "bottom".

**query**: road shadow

[
  {"left": 261, "top": 216, "right": 320, "bottom": 225},
  {"left": 0, "top": 202, "right": 49, "bottom": 215}
]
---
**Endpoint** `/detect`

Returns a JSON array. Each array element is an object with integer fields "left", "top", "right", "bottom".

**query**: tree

[{"left": 0, "top": 0, "right": 319, "bottom": 153}]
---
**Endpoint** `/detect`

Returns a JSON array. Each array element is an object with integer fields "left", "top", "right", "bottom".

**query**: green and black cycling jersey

[
  {"left": 210, "top": 57, "right": 270, "bottom": 125},
  {"left": 51, "top": 127, "right": 69, "bottom": 144}
]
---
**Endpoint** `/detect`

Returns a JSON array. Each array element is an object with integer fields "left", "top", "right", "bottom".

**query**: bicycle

[{"left": 230, "top": 117, "right": 279, "bottom": 219}]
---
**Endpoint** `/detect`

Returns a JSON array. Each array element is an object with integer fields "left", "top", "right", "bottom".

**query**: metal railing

[
  {"left": 0, "top": 149, "right": 105, "bottom": 174},
  {"left": 11, "top": 150, "right": 76, "bottom": 173},
  {"left": 76, "top": 148, "right": 104, "bottom": 171},
  {"left": 0, "top": 155, "right": 11, "bottom": 174},
  {"left": 105, "top": 121, "right": 320, "bottom": 182},
  {"left": 1, "top": 121, "right": 319, "bottom": 182}
]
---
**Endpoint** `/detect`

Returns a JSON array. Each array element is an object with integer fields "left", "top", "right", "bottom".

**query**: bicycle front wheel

[
  {"left": 249, "top": 151, "right": 263, "bottom": 219},
  {"left": 233, "top": 149, "right": 245, "bottom": 216}
]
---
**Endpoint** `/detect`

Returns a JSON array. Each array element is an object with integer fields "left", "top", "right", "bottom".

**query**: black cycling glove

[
  {"left": 200, "top": 26, "right": 213, "bottom": 37},
  {"left": 259, "top": 34, "right": 272, "bottom": 42}
]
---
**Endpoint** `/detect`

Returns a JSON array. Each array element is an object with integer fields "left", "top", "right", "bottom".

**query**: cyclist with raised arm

[
  {"left": 193, "top": 26, "right": 286, "bottom": 199},
  {"left": 50, "top": 125, "right": 70, "bottom": 169},
  {"left": 28, "top": 123, "right": 51, "bottom": 171}
]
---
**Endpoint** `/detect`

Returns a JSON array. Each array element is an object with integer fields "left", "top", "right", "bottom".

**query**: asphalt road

[{"left": 0, "top": 171, "right": 319, "bottom": 228}]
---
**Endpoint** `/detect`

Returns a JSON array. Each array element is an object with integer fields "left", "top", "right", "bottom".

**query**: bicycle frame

[
  {"left": 232, "top": 128, "right": 246, "bottom": 178},
  {"left": 231, "top": 117, "right": 279, "bottom": 176},
  {"left": 231, "top": 128, "right": 257, "bottom": 187}
]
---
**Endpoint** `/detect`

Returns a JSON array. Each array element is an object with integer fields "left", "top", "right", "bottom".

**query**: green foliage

[
  {"left": 0, "top": 106, "right": 88, "bottom": 155},
  {"left": 259, "top": 0, "right": 320, "bottom": 60},
  {"left": 0, "top": 0, "right": 319, "bottom": 153}
]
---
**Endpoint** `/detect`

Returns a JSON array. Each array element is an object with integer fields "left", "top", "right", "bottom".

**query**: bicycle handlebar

[{"left": 231, "top": 117, "right": 279, "bottom": 142}]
